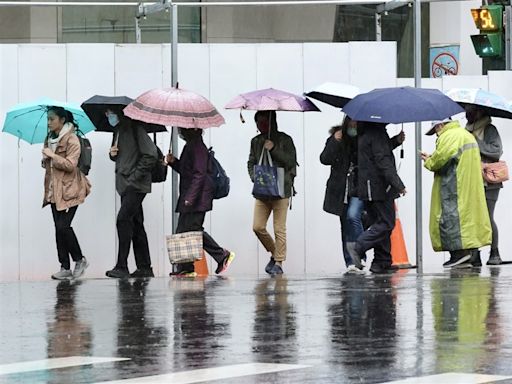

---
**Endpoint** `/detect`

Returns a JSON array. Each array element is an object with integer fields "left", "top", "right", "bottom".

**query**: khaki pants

[{"left": 253, "top": 198, "right": 289, "bottom": 262}]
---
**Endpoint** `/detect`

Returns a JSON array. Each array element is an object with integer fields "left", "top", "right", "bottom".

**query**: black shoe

[
  {"left": 215, "top": 251, "right": 236, "bottom": 274},
  {"left": 470, "top": 250, "right": 482, "bottom": 267},
  {"left": 369, "top": 263, "right": 393, "bottom": 274},
  {"left": 443, "top": 254, "right": 471, "bottom": 268},
  {"left": 106, "top": 268, "right": 130, "bottom": 278},
  {"left": 486, "top": 249, "right": 502, "bottom": 265},
  {"left": 269, "top": 263, "right": 284, "bottom": 276},
  {"left": 265, "top": 257, "right": 276, "bottom": 275},
  {"left": 130, "top": 268, "right": 154, "bottom": 278}
]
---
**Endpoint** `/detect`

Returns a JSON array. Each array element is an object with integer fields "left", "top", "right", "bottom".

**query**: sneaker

[
  {"left": 169, "top": 271, "right": 197, "bottom": 278},
  {"left": 443, "top": 254, "right": 471, "bottom": 268},
  {"left": 269, "top": 263, "right": 284, "bottom": 276},
  {"left": 361, "top": 259, "right": 367, "bottom": 268},
  {"left": 52, "top": 268, "right": 73, "bottom": 280},
  {"left": 215, "top": 251, "right": 235, "bottom": 274},
  {"left": 265, "top": 257, "right": 276, "bottom": 275},
  {"left": 72, "top": 257, "right": 89, "bottom": 279},
  {"left": 130, "top": 268, "right": 154, "bottom": 278},
  {"left": 346, "top": 242, "right": 363, "bottom": 269},
  {"left": 487, "top": 250, "right": 503, "bottom": 266},
  {"left": 105, "top": 267, "right": 130, "bottom": 278},
  {"left": 346, "top": 264, "right": 364, "bottom": 274},
  {"left": 369, "top": 263, "right": 393, "bottom": 274}
]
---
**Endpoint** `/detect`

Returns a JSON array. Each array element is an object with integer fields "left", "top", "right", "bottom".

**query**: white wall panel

[
  {"left": 0, "top": 45, "right": 20, "bottom": 281},
  {"left": 17, "top": 45, "right": 67, "bottom": 279},
  {"left": 349, "top": 42, "right": 397, "bottom": 90},
  {"left": 209, "top": 44, "right": 259, "bottom": 276},
  {"left": 66, "top": 44, "right": 117, "bottom": 278}
]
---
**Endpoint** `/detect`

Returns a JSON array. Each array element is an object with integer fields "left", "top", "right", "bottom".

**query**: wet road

[{"left": 2, "top": 268, "right": 512, "bottom": 383}]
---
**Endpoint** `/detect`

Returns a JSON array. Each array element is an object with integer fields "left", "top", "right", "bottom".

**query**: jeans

[
  {"left": 115, "top": 191, "right": 151, "bottom": 271},
  {"left": 253, "top": 198, "right": 289, "bottom": 262},
  {"left": 341, "top": 197, "right": 364, "bottom": 267},
  {"left": 51, "top": 204, "right": 83, "bottom": 270},
  {"left": 356, "top": 198, "right": 395, "bottom": 266},
  {"left": 175, "top": 211, "right": 226, "bottom": 272}
]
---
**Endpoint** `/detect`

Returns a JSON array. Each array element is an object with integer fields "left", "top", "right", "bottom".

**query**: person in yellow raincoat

[{"left": 421, "top": 118, "right": 491, "bottom": 268}]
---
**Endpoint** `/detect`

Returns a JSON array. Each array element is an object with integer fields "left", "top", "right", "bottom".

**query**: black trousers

[
  {"left": 486, "top": 189, "right": 499, "bottom": 251},
  {"left": 356, "top": 198, "right": 396, "bottom": 266},
  {"left": 116, "top": 191, "right": 151, "bottom": 270},
  {"left": 175, "top": 212, "right": 225, "bottom": 272},
  {"left": 51, "top": 204, "right": 83, "bottom": 270}
]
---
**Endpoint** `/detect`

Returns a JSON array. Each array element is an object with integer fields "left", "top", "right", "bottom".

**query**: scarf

[{"left": 466, "top": 115, "right": 491, "bottom": 141}]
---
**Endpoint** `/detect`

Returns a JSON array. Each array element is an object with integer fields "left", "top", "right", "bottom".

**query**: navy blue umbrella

[{"left": 343, "top": 86, "right": 464, "bottom": 124}]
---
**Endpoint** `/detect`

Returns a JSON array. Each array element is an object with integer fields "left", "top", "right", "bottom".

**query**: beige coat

[{"left": 43, "top": 130, "right": 91, "bottom": 211}]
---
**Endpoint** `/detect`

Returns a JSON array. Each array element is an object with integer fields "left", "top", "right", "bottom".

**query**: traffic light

[{"left": 470, "top": 5, "right": 504, "bottom": 57}]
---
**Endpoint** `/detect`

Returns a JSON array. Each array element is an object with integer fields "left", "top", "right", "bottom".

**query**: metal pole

[
  {"left": 171, "top": 2, "right": 179, "bottom": 233},
  {"left": 506, "top": 6, "right": 511, "bottom": 71},
  {"left": 375, "top": 12, "right": 382, "bottom": 41},
  {"left": 135, "top": 17, "right": 141, "bottom": 43},
  {"left": 414, "top": 0, "right": 423, "bottom": 273}
]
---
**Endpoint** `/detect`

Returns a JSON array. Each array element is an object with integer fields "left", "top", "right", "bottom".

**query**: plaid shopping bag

[{"left": 166, "top": 231, "right": 203, "bottom": 264}]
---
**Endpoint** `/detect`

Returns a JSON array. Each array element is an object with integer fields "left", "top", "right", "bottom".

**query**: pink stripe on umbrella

[
  {"left": 225, "top": 88, "right": 319, "bottom": 112},
  {"left": 124, "top": 87, "right": 225, "bottom": 129}
]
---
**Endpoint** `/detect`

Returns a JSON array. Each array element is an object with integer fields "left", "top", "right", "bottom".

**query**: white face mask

[
  {"left": 107, "top": 113, "right": 119, "bottom": 127},
  {"left": 347, "top": 127, "right": 358, "bottom": 137}
]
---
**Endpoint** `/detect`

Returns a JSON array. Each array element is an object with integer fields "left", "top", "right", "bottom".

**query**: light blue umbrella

[
  {"left": 446, "top": 88, "right": 512, "bottom": 119},
  {"left": 2, "top": 98, "right": 96, "bottom": 144}
]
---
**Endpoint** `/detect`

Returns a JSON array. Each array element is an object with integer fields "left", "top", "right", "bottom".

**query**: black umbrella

[{"left": 81, "top": 95, "right": 167, "bottom": 133}]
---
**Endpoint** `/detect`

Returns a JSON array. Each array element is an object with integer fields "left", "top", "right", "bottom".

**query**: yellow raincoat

[{"left": 424, "top": 121, "right": 491, "bottom": 252}]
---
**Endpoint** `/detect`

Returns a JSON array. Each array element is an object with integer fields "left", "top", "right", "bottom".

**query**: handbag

[
  {"left": 252, "top": 149, "right": 285, "bottom": 199},
  {"left": 482, "top": 161, "right": 509, "bottom": 184},
  {"left": 166, "top": 231, "right": 203, "bottom": 264}
]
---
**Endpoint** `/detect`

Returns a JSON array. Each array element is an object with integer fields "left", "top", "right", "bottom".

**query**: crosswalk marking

[
  {"left": 94, "top": 363, "right": 309, "bottom": 383},
  {"left": 0, "top": 356, "right": 129, "bottom": 376},
  {"left": 381, "top": 372, "right": 512, "bottom": 384}
]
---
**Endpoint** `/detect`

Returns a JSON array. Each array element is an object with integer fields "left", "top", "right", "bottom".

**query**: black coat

[
  {"left": 170, "top": 136, "right": 214, "bottom": 213},
  {"left": 320, "top": 136, "right": 355, "bottom": 216},
  {"left": 357, "top": 124, "right": 405, "bottom": 201}
]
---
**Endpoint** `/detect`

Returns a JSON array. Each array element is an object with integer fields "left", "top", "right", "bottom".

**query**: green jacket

[
  {"left": 424, "top": 121, "right": 491, "bottom": 252},
  {"left": 247, "top": 130, "right": 297, "bottom": 199}
]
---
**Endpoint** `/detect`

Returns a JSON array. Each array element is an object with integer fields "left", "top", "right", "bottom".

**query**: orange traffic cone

[
  {"left": 194, "top": 250, "right": 209, "bottom": 276},
  {"left": 391, "top": 204, "right": 414, "bottom": 269}
]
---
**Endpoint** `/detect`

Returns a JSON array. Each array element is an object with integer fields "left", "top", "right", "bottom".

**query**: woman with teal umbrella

[{"left": 42, "top": 106, "right": 91, "bottom": 280}]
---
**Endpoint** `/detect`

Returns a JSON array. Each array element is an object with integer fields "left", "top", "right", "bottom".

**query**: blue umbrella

[
  {"left": 343, "top": 86, "right": 464, "bottom": 124},
  {"left": 2, "top": 98, "right": 96, "bottom": 144},
  {"left": 446, "top": 88, "right": 512, "bottom": 119}
]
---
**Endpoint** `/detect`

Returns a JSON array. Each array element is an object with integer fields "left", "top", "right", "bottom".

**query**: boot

[
  {"left": 470, "top": 249, "right": 482, "bottom": 267},
  {"left": 487, "top": 249, "right": 503, "bottom": 266}
]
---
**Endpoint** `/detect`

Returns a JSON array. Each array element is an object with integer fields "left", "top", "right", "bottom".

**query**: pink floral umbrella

[
  {"left": 225, "top": 88, "right": 320, "bottom": 112},
  {"left": 124, "top": 86, "right": 225, "bottom": 129}
]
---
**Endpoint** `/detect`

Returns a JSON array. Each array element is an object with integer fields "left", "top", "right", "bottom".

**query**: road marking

[
  {"left": 381, "top": 372, "right": 512, "bottom": 384},
  {"left": 94, "top": 363, "right": 309, "bottom": 383},
  {"left": 0, "top": 356, "right": 129, "bottom": 376}
]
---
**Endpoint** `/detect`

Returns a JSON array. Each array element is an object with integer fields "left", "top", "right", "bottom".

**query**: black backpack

[
  {"left": 76, "top": 130, "right": 92, "bottom": 176},
  {"left": 208, "top": 147, "right": 230, "bottom": 199}
]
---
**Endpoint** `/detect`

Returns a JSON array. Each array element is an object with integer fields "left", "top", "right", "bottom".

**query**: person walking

[
  {"left": 320, "top": 117, "right": 365, "bottom": 273},
  {"left": 166, "top": 128, "right": 235, "bottom": 277},
  {"left": 421, "top": 118, "right": 491, "bottom": 268},
  {"left": 105, "top": 107, "right": 158, "bottom": 278},
  {"left": 42, "top": 106, "right": 91, "bottom": 280},
  {"left": 465, "top": 105, "right": 504, "bottom": 266},
  {"left": 347, "top": 122, "right": 406, "bottom": 274},
  {"left": 248, "top": 111, "right": 297, "bottom": 276}
]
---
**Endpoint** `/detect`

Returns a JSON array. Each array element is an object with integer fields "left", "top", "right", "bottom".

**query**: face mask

[
  {"left": 107, "top": 113, "right": 119, "bottom": 127},
  {"left": 347, "top": 127, "right": 358, "bottom": 137}
]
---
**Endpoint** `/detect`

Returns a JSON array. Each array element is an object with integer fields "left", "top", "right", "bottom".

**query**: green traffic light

[{"left": 470, "top": 5, "right": 504, "bottom": 58}]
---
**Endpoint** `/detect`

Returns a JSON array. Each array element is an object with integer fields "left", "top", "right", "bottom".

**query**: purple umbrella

[{"left": 225, "top": 88, "right": 320, "bottom": 112}]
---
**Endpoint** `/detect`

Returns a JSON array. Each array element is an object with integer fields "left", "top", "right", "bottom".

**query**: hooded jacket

[{"left": 424, "top": 120, "right": 491, "bottom": 252}]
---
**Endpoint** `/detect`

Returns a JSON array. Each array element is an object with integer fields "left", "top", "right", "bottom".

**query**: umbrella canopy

[
  {"left": 342, "top": 86, "right": 464, "bottom": 124},
  {"left": 2, "top": 98, "right": 95, "bottom": 144},
  {"left": 446, "top": 88, "right": 512, "bottom": 119},
  {"left": 123, "top": 87, "right": 225, "bottom": 129},
  {"left": 81, "top": 95, "right": 167, "bottom": 133},
  {"left": 225, "top": 88, "right": 320, "bottom": 112},
  {"left": 304, "top": 82, "right": 361, "bottom": 108}
]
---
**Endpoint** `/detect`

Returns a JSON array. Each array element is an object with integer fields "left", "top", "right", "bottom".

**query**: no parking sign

[{"left": 429, "top": 45, "right": 460, "bottom": 78}]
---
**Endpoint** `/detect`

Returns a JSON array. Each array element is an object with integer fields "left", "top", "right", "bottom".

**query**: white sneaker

[
  {"left": 361, "top": 259, "right": 367, "bottom": 268},
  {"left": 345, "top": 265, "right": 364, "bottom": 274},
  {"left": 52, "top": 268, "right": 73, "bottom": 280},
  {"left": 73, "top": 257, "right": 89, "bottom": 279}
]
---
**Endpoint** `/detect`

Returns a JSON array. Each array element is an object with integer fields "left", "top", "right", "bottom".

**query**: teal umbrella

[{"left": 2, "top": 98, "right": 96, "bottom": 144}]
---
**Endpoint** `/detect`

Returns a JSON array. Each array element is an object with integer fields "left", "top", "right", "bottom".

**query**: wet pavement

[{"left": 2, "top": 268, "right": 512, "bottom": 383}]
